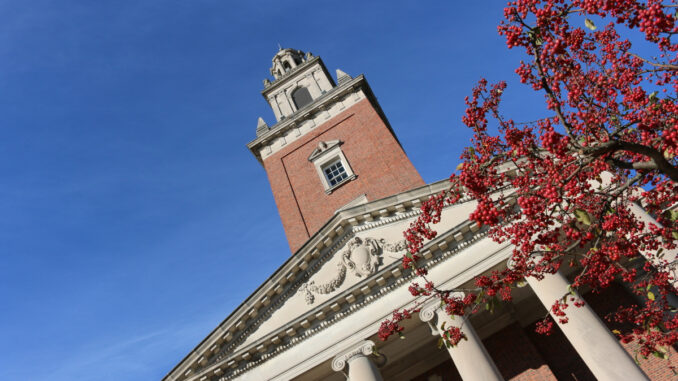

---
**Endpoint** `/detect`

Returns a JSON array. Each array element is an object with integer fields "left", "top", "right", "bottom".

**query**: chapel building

[{"left": 163, "top": 49, "right": 676, "bottom": 381}]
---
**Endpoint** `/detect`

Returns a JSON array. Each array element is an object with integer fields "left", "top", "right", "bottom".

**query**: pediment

[
  {"left": 218, "top": 200, "right": 476, "bottom": 362},
  {"left": 166, "top": 181, "right": 484, "bottom": 381},
  {"left": 307, "top": 140, "right": 341, "bottom": 161}
]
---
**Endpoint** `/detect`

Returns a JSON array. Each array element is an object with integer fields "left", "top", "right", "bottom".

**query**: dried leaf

[{"left": 575, "top": 209, "right": 592, "bottom": 225}]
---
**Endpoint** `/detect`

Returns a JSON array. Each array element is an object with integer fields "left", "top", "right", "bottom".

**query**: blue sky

[{"left": 0, "top": 1, "right": 546, "bottom": 380}]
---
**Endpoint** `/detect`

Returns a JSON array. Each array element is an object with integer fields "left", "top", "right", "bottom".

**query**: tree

[{"left": 380, "top": 0, "right": 678, "bottom": 362}]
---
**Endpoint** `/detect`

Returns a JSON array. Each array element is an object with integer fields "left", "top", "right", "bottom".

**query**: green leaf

[
  {"left": 485, "top": 298, "right": 496, "bottom": 313},
  {"left": 652, "top": 351, "right": 667, "bottom": 359},
  {"left": 649, "top": 91, "right": 659, "bottom": 103},
  {"left": 648, "top": 291, "right": 655, "bottom": 301},
  {"left": 612, "top": 329, "right": 621, "bottom": 335},
  {"left": 527, "top": 29, "right": 542, "bottom": 46},
  {"left": 575, "top": 209, "right": 592, "bottom": 225},
  {"left": 437, "top": 337, "right": 444, "bottom": 349},
  {"left": 672, "top": 231, "right": 678, "bottom": 240},
  {"left": 567, "top": 285, "right": 576, "bottom": 297},
  {"left": 585, "top": 18, "right": 596, "bottom": 30}
]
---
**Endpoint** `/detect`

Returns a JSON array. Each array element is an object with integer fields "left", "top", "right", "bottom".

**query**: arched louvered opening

[{"left": 292, "top": 87, "right": 313, "bottom": 110}]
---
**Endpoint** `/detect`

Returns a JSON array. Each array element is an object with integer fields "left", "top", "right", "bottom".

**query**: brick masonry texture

[{"left": 262, "top": 98, "right": 425, "bottom": 253}]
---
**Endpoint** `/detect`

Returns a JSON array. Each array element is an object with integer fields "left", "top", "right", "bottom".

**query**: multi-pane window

[
  {"left": 308, "top": 140, "right": 355, "bottom": 193},
  {"left": 323, "top": 160, "right": 348, "bottom": 186}
]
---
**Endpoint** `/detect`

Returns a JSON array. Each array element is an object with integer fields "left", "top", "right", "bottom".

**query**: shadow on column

[{"left": 410, "top": 322, "right": 592, "bottom": 381}]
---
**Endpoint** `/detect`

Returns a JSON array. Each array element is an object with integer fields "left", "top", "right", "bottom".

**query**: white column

[
  {"left": 525, "top": 269, "right": 649, "bottom": 380},
  {"left": 332, "top": 340, "right": 383, "bottom": 381},
  {"left": 628, "top": 202, "right": 678, "bottom": 288},
  {"left": 419, "top": 296, "right": 504, "bottom": 381}
]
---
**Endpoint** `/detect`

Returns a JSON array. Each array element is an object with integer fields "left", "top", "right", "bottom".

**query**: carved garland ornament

[{"left": 298, "top": 237, "right": 406, "bottom": 304}]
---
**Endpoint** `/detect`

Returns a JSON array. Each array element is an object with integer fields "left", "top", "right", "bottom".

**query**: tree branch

[
  {"left": 584, "top": 140, "right": 678, "bottom": 181},
  {"left": 629, "top": 53, "right": 678, "bottom": 70}
]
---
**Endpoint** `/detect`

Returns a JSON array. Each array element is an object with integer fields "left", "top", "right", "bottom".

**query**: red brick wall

[{"left": 263, "top": 98, "right": 425, "bottom": 253}]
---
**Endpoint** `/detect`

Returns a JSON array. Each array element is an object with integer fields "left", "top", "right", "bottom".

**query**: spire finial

[{"left": 277, "top": 43, "right": 282, "bottom": 51}]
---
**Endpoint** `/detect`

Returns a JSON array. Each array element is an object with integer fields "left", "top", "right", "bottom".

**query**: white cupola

[{"left": 261, "top": 48, "right": 336, "bottom": 123}]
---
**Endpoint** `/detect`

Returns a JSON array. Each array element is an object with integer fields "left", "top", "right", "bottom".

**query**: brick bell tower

[{"left": 248, "top": 48, "right": 424, "bottom": 253}]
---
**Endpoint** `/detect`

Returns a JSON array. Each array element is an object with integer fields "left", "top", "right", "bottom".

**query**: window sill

[{"left": 325, "top": 174, "right": 357, "bottom": 194}]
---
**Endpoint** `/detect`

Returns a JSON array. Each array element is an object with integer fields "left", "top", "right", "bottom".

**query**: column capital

[
  {"left": 418, "top": 293, "right": 465, "bottom": 323},
  {"left": 331, "top": 340, "right": 376, "bottom": 372},
  {"left": 418, "top": 295, "right": 504, "bottom": 380}
]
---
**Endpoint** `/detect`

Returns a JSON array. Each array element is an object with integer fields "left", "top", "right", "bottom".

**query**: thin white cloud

[{"left": 6, "top": 314, "right": 220, "bottom": 381}]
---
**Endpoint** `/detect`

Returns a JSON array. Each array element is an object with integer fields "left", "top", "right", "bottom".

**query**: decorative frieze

[{"left": 297, "top": 237, "right": 406, "bottom": 305}]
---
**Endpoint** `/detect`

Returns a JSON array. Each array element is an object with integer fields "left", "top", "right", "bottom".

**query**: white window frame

[{"left": 308, "top": 141, "right": 356, "bottom": 193}]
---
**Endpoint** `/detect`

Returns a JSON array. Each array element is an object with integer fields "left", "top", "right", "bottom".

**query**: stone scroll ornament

[{"left": 298, "top": 237, "right": 407, "bottom": 305}]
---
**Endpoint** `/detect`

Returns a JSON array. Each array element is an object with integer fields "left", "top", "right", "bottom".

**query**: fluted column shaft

[
  {"left": 526, "top": 269, "right": 648, "bottom": 380},
  {"left": 420, "top": 296, "right": 504, "bottom": 381}
]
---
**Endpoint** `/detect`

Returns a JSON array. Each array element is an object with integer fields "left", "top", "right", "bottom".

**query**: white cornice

[{"left": 247, "top": 75, "right": 366, "bottom": 164}]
